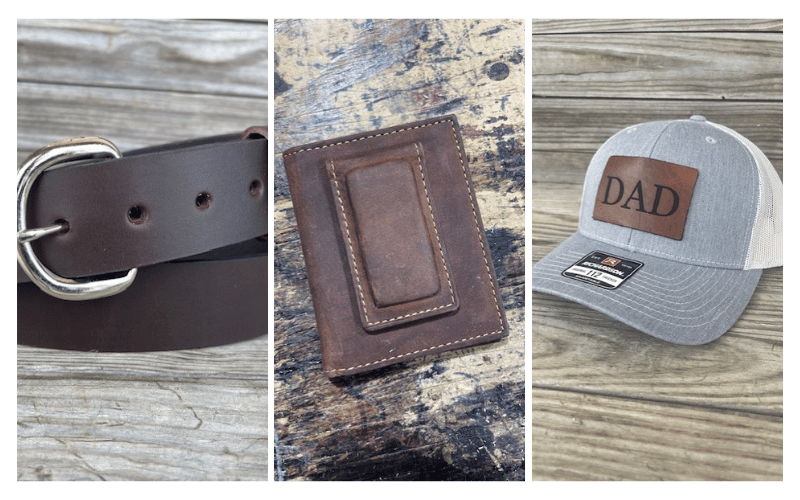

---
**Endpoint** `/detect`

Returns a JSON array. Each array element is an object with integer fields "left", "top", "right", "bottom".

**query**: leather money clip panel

[{"left": 283, "top": 115, "right": 508, "bottom": 378}]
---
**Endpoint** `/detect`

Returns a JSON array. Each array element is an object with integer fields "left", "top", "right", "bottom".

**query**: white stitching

[
  {"left": 448, "top": 120, "right": 505, "bottom": 332},
  {"left": 284, "top": 119, "right": 451, "bottom": 157},
  {"left": 324, "top": 329, "right": 506, "bottom": 375},
  {"left": 319, "top": 118, "right": 506, "bottom": 375},
  {"left": 329, "top": 145, "right": 457, "bottom": 326},
  {"left": 329, "top": 160, "right": 371, "bottom": 321},
  {"left": 359, "top": 143, "right": 457, "bottom": 326}
]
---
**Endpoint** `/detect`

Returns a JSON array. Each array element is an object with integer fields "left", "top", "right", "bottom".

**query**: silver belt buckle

[{"left": 17, "top": 137, "right": 137, "bottom": 300}]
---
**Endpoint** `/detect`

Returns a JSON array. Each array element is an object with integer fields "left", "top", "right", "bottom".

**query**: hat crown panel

[{"left": 579, "top": 119, "right": 759, "bottom": 269}]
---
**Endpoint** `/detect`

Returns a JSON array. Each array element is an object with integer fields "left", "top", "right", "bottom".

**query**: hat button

[{"left": 690, "top": 115, "right": 707, "bottom": 122}]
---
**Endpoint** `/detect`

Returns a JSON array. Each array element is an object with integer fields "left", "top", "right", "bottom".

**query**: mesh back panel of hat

[{"left": 707, "top": 121, "right": 783, "bottom": 270}]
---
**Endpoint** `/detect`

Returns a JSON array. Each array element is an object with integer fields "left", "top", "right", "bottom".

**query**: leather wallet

[{"left": 283, "top": 115, "right": 508, "bottom": 377}]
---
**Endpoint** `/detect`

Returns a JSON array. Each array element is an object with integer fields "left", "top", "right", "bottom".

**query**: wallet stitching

[
  {"left": 329, "top": 160, "right": 371, "bottom": 320},
  {"left": 448, "top": 121, "right": 505, "bottom": 332},
  {"left": 324, "top": 328, "right": 506, "bottom": 375},
  {"left": 284, "top": 118, "right": 452, "bottom": 157},
  {"left": 322, "top": 118, "right": 506, "bottom": 375},
  {"left": 329, "top": 143, "right": 456, "bottom": 327},
  {"left": 410, "top": 142, "right": 457, "bottom": 314}
]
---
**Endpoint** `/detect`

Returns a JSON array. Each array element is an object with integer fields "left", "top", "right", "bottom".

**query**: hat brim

[{"left": 531, "top": 233, "right": 762, "bottom": 345}]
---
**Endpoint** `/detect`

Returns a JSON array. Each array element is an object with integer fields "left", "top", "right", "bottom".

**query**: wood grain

[
  {"left": 17, "top": 19, "right": 269, "bottom": 96},
  {"left": 531, "top": 19, "right": 783, "bottom": 34},
  {"left": 530, "top": 388, "right": 782, "bottom": 481},
  {"left": 17, "top": 19, "right": 270, "bottom": 481},
  {"left": 532, "top": 32, "right": 782, "bottom": 100},
  {"left": 18, "top": 377, "right": 269, "bottom": 481},
  {"left": 16, "top": 82, "right": 266, "bottom": 162},
  {"left": 530, "top": 19, "right": 783, "bottom": 481},
  {"left": 531, "top": 99, "right": 783, "bottom": 169},
  {"left": 274, "top": 19, "right": 525, "bottom": 481}
]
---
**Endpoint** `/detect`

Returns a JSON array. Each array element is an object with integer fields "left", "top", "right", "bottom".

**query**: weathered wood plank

[
  {"left": 530, "top": 388, "right": 782, "bottom": 481},
  {"left": 17, "top": 82, "right": 267, "bottom": 162},
  {"left": 274, "top": 19, "right": 525, "bottom": 480},
  {"left": 17, "top": 19, "right": 270, "bottom": 481},
  {"left": 532, "top": 32, "right": 782, "bottom": 100},
  {"left": 17, "top": 19, "right": 270, "bottom": 97},
  {"left": 532, "top": 19, "right": 783, "bottom": 34},
  {"left": 531, "top": 98, "right": 783, "bottom": 170},
  {"left": 275, "top": 19, "right": 525, "bottom": 154},
  {"left": 17, "top": 378, "right": 269, "bottom": 481},
  {"left": 17, "top": 336, "right": 270, "bottom": 381}
]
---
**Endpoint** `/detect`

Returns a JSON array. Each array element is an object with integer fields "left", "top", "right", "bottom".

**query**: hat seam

[{"left": 628, "top": 120, "right": 674, "bottom": 248}]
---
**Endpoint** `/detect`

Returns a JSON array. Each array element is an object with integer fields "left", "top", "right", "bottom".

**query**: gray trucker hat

[{"left": 532, "top": 115, "right": 782, "bottom": 344}]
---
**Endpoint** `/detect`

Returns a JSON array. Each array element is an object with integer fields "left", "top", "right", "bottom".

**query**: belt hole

[
  {"left": 54, "top": 218, "right": 70, "bottom": 234},
  {"left": 127, "top": 205, "right": 148, "bottom": 225},
  {"left": 249, "top": 179, "right": 263, "bottom": 197},
  {"left": 195, "top": 192, "right": 212, "bottom": 210}
]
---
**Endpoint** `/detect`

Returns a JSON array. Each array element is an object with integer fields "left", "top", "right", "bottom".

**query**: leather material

[
  {"left": 327, "top": 141, "right": 458, "bottom": 331},
  {"left": 17, "top": 129, "right": 269, "bottom": 351},
  {"left": 592, "top": 155, "right": 699, "bottom": 240},
  {"left": 19, "top": 132, "right": 268, "bottom": 280},
  {"left": 283, "top": 115, "right": 508, "bottom": 378}
]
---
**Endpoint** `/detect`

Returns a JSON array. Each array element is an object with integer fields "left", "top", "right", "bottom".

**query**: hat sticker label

[
  {"left": 562, "top": 251, "right": 643, "bottom": 290},
  {"left": 592, "top": 156, "right": 699, "bottom": 240}
]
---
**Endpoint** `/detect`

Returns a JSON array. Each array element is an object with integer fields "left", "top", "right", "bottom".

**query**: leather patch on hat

[{"left": 593, "top": 156, "right": 699, "bottom": 240}]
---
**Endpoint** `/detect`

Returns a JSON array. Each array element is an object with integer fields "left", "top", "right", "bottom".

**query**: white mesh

[{"left": 708, "top": 121, "right": 783, "bottom": 269}]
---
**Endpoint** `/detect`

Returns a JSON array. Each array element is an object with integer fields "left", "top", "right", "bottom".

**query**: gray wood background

[
  {"left": 17, "top": 17, "right": 785, "bottom": 484},
  {"left": 273, "top": 19, "right": 525, "bottom": 480},
  {"left": 17, "top": 19, "right": 270, "bottom": 481},
  {"left": 530, "top": 19, "right": 783, "bottom": 480}
]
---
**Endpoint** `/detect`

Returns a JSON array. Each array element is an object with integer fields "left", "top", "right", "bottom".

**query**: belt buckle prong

[{"left": 16, "top": 137, "right": 137, "bottom": 300}]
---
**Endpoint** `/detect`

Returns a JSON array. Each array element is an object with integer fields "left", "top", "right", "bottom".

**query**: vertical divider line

[
  {"left": 267, "top": 17, "right": 277, "bottom": 484},
  {"left": 524, "top": 16, "right": 533, "bottom": 484}
]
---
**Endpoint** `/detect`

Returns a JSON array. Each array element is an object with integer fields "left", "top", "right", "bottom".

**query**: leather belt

[{"left": 17, "top": 127, "right": 269, "bottom": 351}]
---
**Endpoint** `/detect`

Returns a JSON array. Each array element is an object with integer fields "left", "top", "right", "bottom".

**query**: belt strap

[{"left": 17, "top": 127, "right": 269, "bottom": 351}]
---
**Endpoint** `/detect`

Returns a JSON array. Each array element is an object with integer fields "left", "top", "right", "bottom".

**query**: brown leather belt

[{"left": 17, "top": 127, "right": 269, "bottom": 351}]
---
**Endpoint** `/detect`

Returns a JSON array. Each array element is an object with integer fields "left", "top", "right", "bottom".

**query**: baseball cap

[{"left": 531, "top": 115, "right": 782, "bottom": 344}]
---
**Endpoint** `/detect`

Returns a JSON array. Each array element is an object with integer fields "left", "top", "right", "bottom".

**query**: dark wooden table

[
  {"left": 530, "top": 19, "right": 783, "bottom": 480},
  {"left": 273, "top": 19, "right": 526, "bottom": 480},
  {"left": 17, "top": 19, "right": 271, "bottom": 480}
]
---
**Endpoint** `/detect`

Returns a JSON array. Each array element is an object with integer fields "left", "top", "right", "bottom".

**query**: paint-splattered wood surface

[
  {"left": 530, "top": 19, "right": 783, "bottom": 480},
  {"left": 274, "top": 19, "right": 525, "bottom": 480},
  {"left": 16, "top": 19, "right": 270, "bottom": 480}
]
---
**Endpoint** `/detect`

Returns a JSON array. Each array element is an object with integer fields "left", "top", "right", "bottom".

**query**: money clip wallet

[{"left": 283, "top": 115, "right": 508, "bottom": 377}]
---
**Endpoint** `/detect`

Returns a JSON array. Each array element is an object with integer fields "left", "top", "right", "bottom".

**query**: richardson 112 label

[{"left": 562, "top": 251, "right": 643, "bottom": 290}]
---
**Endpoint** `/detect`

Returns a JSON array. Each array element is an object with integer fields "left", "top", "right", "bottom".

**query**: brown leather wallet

[
  {"left": 283, "top": 115, "right": 508, "bottom": 377},
  {"left": 17, "top": 127, "right": 269, "bottom": 351}
]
